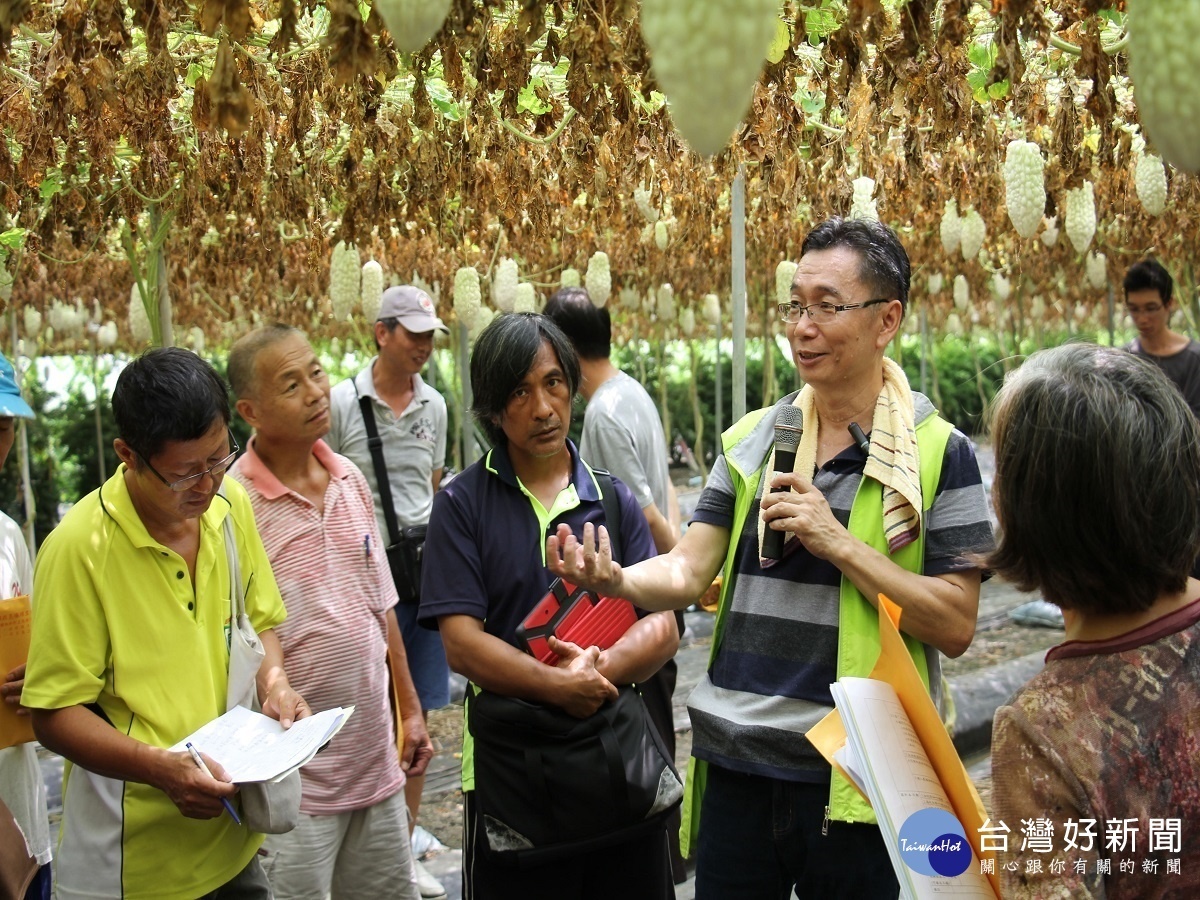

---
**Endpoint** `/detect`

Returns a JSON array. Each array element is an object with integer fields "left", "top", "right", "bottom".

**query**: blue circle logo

[{"left": 897, "top": 808, "right": 973, "bottom": 877}]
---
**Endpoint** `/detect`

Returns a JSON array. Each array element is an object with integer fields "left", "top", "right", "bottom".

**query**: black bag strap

[
  {"left": 591, "top": 468, "right": 621, "bottom": 566},
  {"left": 353, "top": 377, "right": 401, "bottom": 546}
]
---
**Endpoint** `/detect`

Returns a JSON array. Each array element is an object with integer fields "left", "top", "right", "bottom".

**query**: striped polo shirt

[
  {"left": 687, "top": 422, "right": 994, "bottom": 783},
  {"left": 230, "top": 439, "right": 404, "bottom": 814}
]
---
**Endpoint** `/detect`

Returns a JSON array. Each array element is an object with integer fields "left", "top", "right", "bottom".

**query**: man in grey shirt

[
  {"left": 326, "top": 285, "right": 450, "bottom": 900},
  {"left": 545, "top": 289, "right": 680, "bottom": 553},
  {"left": 544, "top": 286, "right": 686, "bottom": 882}
]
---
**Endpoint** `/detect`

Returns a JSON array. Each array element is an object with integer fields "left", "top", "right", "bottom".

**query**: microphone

[
  {"left": 848, "top": 422, "right": 870, "bottom": 456},
  {"left": 762, "top": 405, "right": 804, "bottom": 561}
]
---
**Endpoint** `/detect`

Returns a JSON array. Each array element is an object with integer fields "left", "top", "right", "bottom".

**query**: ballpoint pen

[{"left": 185, "top": 741, "right": 242, "bottom": 826}]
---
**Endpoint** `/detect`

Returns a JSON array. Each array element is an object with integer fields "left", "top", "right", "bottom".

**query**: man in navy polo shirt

[{"left": 418, "top": 313, "right": 678, "bottom": 900}]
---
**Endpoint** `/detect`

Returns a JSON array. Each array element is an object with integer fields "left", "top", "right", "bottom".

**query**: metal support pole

[
  {"left": 713, "top": 320, "right": 722, "bottom": 461},
  {"left": 11, "top": 306, "right": 34, "bottom": 555},
  {"left": 1106, "top": 282, "right": 1115, "bottom": 347},
  {"left": 731, "top": 167, "right": 747, "bottom": 423},
  {"left": 149, "top": 204, "right": 174, "bottom": 347},
  {"left": 94, "top": 344, "right": 106, "bottom": 484},
  {"left": 919, "top": 307, "right": 929, "bottom": 397},
  {"left": 459, "top": 322, "right": 478, "bottom": 466}
]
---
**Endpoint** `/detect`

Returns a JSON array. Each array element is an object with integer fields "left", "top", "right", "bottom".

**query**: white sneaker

[
  {"left": 411, "top": 824, "right": 448, "bottom": 857},
  {"left": 412, "top": 858, "right": 447, "bottom": 900}
]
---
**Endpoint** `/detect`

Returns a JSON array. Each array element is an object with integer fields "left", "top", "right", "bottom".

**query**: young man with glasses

[
  {"left": 1123, "top": 258, "right": 1200, "bottom": 420},
  {"left": 548, "top": 217, "right": 994, "bottom": 898},
  {"left": 22, "top": 348, "right": 309, "bottom": 900}
]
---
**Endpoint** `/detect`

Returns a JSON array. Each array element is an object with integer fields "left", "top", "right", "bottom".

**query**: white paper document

[
  {"left": 832, "top": 678, "right": 994, "bottom": 900},
  {"left": 171, "top": 705, "right": 354, "bottom": 784}
]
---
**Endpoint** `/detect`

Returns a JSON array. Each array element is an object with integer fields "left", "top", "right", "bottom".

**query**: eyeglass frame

[
  {"left": 138, "top": 431, "right": 241, "bottom": 492},
  {"left": 776, "top": 298, "right": 892, "bottom": 325}
]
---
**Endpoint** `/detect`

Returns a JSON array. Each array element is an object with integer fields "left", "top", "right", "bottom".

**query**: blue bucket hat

[{"left": 0, "top": 353, "right": 33, "bottom": 419}]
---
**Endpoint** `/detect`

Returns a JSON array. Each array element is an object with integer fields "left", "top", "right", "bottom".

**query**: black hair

[
  {"left": 227, "top": 323, "right": 303, "bottom": 400},
  {"left": 800, "top": 217, "right": 911, "bottom": 313},
  {"left": 543, "top": 287, "right": 611, "bottom": 360},
  {"left": 1123, "top": 258, "right": 1174, "bottom": 306},
  {"left": 988, "top": 344, "right": 1200, "bottom": 615},
  {"left": 470, "top": 313, "right": 580, "bottom": 447},
  {"left": 374, "top": 317, "right": 401, "bottom": 351},
  {"left": 112, "top": 347, "right": 231, "bottom": 459}
]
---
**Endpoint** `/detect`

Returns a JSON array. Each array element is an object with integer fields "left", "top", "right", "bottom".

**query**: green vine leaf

[{"left": 517, "top": 76, "right": 552, "bottom": 116}]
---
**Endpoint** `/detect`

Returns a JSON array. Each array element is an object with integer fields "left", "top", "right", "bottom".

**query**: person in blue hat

[{"left": 0, "top": 350, "right": 52, "bottom": 900}]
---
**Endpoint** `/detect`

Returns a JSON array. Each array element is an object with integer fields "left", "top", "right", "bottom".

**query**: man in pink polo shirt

[{"left": 226, "top": 324, "right": 433, "bottom": 900}]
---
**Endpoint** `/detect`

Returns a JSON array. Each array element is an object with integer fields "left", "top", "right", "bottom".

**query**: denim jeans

[{"left": 694, "top": 765, "right": 899, "bottom": 899}]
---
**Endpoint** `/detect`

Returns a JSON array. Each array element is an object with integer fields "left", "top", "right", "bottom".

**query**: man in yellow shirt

[{"left": 22, "top": 348, "right": 309, "bottom": 900}]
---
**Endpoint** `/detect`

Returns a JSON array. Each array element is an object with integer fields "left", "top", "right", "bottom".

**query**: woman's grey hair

[
  {"left": 470, "top": 313, "right": 580, "bottom": 448},
  {"left": 988, "top": 343, "right": 1200, "bottom": 615}
]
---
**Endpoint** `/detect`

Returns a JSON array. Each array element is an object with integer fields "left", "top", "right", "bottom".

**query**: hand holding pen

[{"left": 185, "top": 742, "right": 241, "bottom": 824}]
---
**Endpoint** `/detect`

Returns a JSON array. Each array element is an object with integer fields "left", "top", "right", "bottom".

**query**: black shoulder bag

[
  {"left": 356, "top": 389, "right": 426, "bottom": 604},
  {"left": 467, "top": 470, "right": 684, "bottom": 868}
]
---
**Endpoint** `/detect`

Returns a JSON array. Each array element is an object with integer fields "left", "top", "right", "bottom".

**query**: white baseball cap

[{"left": 379, "top": 286, "right": 449, "bottom": 334}]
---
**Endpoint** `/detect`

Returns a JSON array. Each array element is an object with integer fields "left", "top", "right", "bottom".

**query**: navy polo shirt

[{"left": 417, "top": 440, "right": 656, "bottom": 643}]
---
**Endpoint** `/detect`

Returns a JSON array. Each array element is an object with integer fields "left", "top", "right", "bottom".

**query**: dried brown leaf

[
  {"left": 322, "top": 0, "right": 375, "bottom": 86},
  {"left": 209, "top": 40, "right": 254, "bottom": 138}
]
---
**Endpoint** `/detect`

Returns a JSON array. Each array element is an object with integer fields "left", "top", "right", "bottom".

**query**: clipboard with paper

[{"left": 806, "top": 594, "right": 1001, "bottom": 900}]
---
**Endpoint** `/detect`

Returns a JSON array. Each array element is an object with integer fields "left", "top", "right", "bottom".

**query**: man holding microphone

[{"left": 548, "top": 218, "right": 994, "bottom": 898}]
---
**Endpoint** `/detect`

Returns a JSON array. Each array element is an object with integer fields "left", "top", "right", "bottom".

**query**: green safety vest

[{"left": 679, "top": 396, "right": 953, "bottom": 856}]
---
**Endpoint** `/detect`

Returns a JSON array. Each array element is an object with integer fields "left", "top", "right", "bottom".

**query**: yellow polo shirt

[{"left": 23, "top": 468, "right": 287, "bottom": 899}]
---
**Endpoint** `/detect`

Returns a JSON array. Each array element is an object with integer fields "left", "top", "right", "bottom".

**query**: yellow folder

[
  {"left": 807, "top": 593, "right": 1001, "bottom": 899},
  {"left": 0, "top": 594, "right": 35, "bottom": 750}
]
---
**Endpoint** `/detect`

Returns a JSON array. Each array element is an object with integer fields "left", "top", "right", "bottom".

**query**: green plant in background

[
  {"left": 899, "top": 330, "right": 1104, "bottom": 436},
  {"left": 51, "top": 385, "right": 120, "bottom": 503},
  {"left": 0, "top": 324, "right": 1133, "bottom": 541}
]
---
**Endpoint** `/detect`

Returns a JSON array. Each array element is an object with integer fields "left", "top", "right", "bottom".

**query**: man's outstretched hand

[{"left": 545, "top": 522, "right": 625, "bottom": 597}]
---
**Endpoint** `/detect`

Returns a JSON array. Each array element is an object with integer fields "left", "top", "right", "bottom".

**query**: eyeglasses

[
  {"left": 777, "top": 298, "right": 890, "bottom": 325},
  {"left": 140, "top": 432, "right": 240, "bottom": 492},
  {"left": 1125, "top": 304, "right": 1164, "bottom": 316}
]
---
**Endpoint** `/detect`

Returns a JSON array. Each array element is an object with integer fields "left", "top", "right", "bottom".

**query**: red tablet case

[{"left": 517, "top": 578, "right": 638, "bottom": 666}]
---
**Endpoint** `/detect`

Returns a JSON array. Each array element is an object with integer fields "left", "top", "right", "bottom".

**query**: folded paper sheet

[
  {"left": 807, "top": 594, "right": 1000, "bottom": 899},
  {"left": 172, "top": 705, "right": 354, "bottom": 784}
]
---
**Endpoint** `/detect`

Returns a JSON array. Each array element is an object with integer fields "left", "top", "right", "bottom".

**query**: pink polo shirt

[{"left": 230, "top": 439, "right": 404, "bottom": 814}]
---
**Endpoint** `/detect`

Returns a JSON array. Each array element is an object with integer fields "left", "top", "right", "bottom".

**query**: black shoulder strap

[
  {"left": 591, "top": 468, "right": 622, "bottom": 566},
  {"left": 356, "top": 384, "right": 402, "bottom": 546}
]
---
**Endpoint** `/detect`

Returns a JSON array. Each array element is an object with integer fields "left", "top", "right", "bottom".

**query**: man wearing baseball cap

[{"left": 326, "top": 285, "right": 450, "bottom": 900}]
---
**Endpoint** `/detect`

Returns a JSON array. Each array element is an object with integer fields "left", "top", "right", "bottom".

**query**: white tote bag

[
  {"left": 221, "top": 503, "right": 301, "bottom": 833},
  {"left": 223, "top": 511, "right": 265, "bottom": 712}
]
